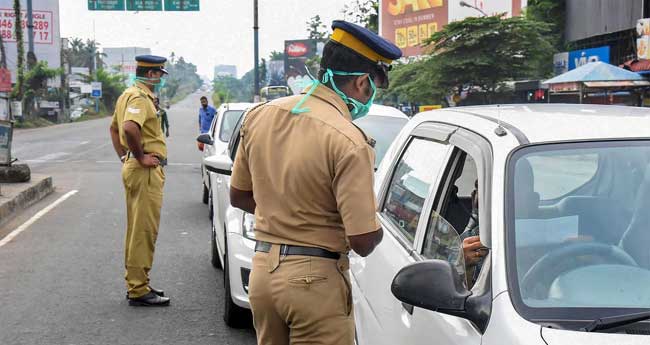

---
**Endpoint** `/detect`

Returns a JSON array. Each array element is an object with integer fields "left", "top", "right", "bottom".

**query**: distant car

[
  {"left": 352, "top": 104, "right": 650, "bottom": 345},
  {"left": 197, "top": 103, "right": 253, "bottom": 211},
  {"left": 70, "top": 107, "right": 87, "bottom": 121},
  {"left": 203, "top": 104, "right": 409, "bottom": 328}
]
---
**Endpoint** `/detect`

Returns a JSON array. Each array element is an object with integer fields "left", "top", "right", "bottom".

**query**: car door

[
  {"left": 351, "top": 123, "right": 456, "bottom": 345},
  {"left": 404, "top": 128, "right": 493, "bottom": 345}
]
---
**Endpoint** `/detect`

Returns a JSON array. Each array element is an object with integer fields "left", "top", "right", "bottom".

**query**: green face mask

[
  {"left": 135, "top": 75, "right": 167, "bottom": 94},
  {"left": 321, "top": 68, "right": 376, "bottom": 120}
]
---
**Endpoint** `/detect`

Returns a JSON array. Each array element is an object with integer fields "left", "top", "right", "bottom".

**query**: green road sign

[
  {"left": 164, "top": 0, "right": 200, "bottom": 11},
  {"left": 126, "top": 0, "right": 163, "bottom": 11},
  {"left": 88, "top": 0, "right": 126, "bottom": 11}
]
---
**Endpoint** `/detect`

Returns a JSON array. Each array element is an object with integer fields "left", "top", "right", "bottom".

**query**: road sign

[
  {"left": 88, "top": 0, "right": 126, "bottom": 11},
  {"left": 164, "top": 0, "right": 200, "bottom": 11},
  {"left": 0, "top": 68, "right": 11, "bottom": 92},
  {"left": 91, "top": 82, "right": 103, "bottom": 98},
  {"left": 126, "top": 0, "right": 163, "bottom": 11}
]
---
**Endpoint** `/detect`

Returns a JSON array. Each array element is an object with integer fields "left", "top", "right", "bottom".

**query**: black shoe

[
  {"left": 125, "top": 286, "right": 165, "bottom": 299},
  {"left": 128, "top": 292, "right": 171, "bottom": 306}
]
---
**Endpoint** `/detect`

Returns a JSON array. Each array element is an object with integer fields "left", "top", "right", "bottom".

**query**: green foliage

[
  {"left": 162, "top": 56, "right": 202, "bottom": 102},
  {"left": 89, "top": 69, "right": 125, "bottom": 112},
  {"left": 212, "top": 74, "right": 252, "bottom": 104},
  {"left": 425, "top": 14, "right": 553, "bottom": 101},
  {"left": 63, "top": 38, "right": 105, "bottom": 73},
  {"left": 342, "top": 0, "right": 379, "bottom": 33},
  {"left": 306, "top": 15, "right": 328, "bottom": 40},
  {"left": 13, "top": 0, "right": 25, "bottom": 100},
  {"left": 377, "top": 58, "right": 444, "bottom": 105},
  {"left": 269, "top": 50, "right": 285, "bottom": 61}
]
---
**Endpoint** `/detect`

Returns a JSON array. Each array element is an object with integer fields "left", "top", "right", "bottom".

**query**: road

[{"left": 0, "top": 92, "right": 257, "bottom": 345}]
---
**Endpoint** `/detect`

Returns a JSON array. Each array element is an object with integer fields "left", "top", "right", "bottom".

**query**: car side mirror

[
  {"left": 196, "top": 133, "right": 214, "bottom": 145},
  {"left": 203, "top": 154, "right": 233, "bottom": 176},
  {"left": 391, "top": 260, "right": 471, "bottom": 313}
]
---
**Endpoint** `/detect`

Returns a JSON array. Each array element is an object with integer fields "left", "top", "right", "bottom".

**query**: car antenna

[{"left": 494, "top": 104, "right": 507, "bottom": 137}]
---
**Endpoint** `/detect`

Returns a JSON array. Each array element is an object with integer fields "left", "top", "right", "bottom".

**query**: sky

[{"left": 59, "top": 1, "right": 352, "bottom": 79}]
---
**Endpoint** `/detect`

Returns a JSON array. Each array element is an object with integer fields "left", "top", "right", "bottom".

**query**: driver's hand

[{"left": 463, "top": 236, "right": 488, "bottom": 266}]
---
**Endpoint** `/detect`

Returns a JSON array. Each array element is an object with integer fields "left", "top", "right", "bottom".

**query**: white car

[
  {"left": 352, "top": 104, "right": 650, "bottom": 345},
  {"left": 198, "top": 103, "right": 252, "bottom": 211},
  {"left": 203, "top": 104, "right": 410, "bottom": 328}
]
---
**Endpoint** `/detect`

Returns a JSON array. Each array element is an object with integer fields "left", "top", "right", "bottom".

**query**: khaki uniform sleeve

[
  {"left": 333, "top": 145, "right": 381, "bottom": 237},
  {"left": 110, "top": 111, "right": 118, "bottom": 128},
  {"left": 123, "top": 96, "right": 149, "bottom": 128},
  {"left": 230, "top": 134, "right": 253, "bottom": 191}
]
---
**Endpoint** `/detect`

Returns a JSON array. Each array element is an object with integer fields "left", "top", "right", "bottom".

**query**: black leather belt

[
  {"left": 255, "top": 241, "right": 340, "bottom": 260},
  {"left": 126, "top": 152, "right": 167, "bottom": 167}
]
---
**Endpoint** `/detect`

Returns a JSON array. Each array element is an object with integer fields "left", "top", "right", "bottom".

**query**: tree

[
  {"left": 377, "top": 58, "right": 444, "bottom": 105},
  {"left": 425, "top": 14, "right": 553, "bottom": 103},
  {"left": 269, "top": 50, "right": 284, "bottom": 61},
  {"left": 306, "top": 15, "right": 328, "bottom": 40},
  {"left": 342, "top": 0, "right": 379, "bottom": 33},
  {"left": 12, "top": 0, "right": 25, "bottom": 100}
]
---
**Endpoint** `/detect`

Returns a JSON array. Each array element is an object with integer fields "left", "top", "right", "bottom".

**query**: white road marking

[
  {"left": 30, "top": 152, "right": 69, "bottom": 162},
  {"left": 95, "top": 161, "right": 199, "bottom": 167},
  {"left": 80, "top": 141, "right": 90, "bottom": 145},
  {"left": 0, "top": 190, "right": 78, "bottom": 248}
]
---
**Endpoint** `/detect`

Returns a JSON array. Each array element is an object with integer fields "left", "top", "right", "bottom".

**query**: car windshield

[
  {"left": 507, "top": 140, "right": 650, "bottom": 320},
  {"left": 353, "top": 115, "right": 408, "bottom": 166},
  {"left": 219, "top": 110, "right": 245, "bottom": 143}
]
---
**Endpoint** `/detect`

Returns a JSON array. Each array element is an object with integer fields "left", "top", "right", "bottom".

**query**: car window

[
  {"left": 353, "top": 115, "right": 408, "bottom": 166},
  {"left": 219, "top": 110, "right": 245, "bottom": 143},
  {"left": 381, "top": 138, "right": 449, "bottom": 244},
  {"left": 209, "top": 110, "right": 220, "bottom": 138},
  {"left": 422, "top": 150, "right": 479, "bottom": 286},
  {"left": 527, "top": 154, "right": 598, "bottom": 201}
]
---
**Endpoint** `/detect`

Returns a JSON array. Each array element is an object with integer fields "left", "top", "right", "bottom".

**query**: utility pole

[
  {"left": 253, "top": 0, "right": 260, "bottom": 101},
  {"left": 26, "top": 0, "right": 34, "bottom": 56}
]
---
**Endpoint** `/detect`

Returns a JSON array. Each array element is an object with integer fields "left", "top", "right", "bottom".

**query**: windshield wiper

[{"left": 581, "top": 311, "right": 650, "bottom": 332}]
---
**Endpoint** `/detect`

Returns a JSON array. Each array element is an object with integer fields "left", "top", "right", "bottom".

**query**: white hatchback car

[
  {"left": 198, "top": 103, "right": 253, "bottom": 209},
  {"left": 352, "top": 104, "right": 650, "bottom": 345},
  {"left": 204, "top": 104, "right": 410, "bottom": 327}
]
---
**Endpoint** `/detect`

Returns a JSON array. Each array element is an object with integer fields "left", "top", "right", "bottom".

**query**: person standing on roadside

[
  {"left": 154, "top": 97, "right": 170, "bottom": 138},
  {"left": 197, "top": 96, "right": 216, "bottom": 151},
  {"left": 229, "top": 20, "right": 401, "bottom": 344},
  {"left": 109, "top": 55, "right": 170, "bottom": 307}
]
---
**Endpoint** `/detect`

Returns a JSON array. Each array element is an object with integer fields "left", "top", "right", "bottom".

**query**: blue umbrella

[{"left": 543, "top": 61, "right": 644, "bottom": 84}]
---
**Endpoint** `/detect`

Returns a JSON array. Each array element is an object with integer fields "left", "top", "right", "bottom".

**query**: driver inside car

[{"left": 461, "top": 179, "right": 488, "bottom": 288}]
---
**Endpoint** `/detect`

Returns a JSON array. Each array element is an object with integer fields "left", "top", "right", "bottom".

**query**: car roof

[
  {"left": 220, "top": 102, "right": 254, "bottom": 111},
  {"left": 369, "top": 104, "right": 409, "bottom": 119},
  {"left": 416, "top": 104, "right": 650, "bottom": 143}
]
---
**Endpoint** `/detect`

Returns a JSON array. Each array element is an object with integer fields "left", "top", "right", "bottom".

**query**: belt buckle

[{"left": 280, "top": 244, "right": 289, "bottom": 261}]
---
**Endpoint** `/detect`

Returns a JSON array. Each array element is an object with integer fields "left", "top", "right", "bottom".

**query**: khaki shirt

[
  {"left": 230, "top": 84, "right": 380, "bottom": 253},
  {"left": 111, "top": 81, "right": 167, "bottom": 159}
]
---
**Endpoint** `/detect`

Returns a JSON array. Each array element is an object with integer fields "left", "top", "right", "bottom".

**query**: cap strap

[{"left": 331, "top": 28, "right": 392, "bottom": 64}]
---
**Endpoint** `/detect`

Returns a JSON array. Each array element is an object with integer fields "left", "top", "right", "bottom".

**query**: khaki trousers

[
  {"left": 121, "top": 159, "right": 165, "bottom": 298},
  {"left": 249, "top": 246, "right": 355, "bottom": 345}
]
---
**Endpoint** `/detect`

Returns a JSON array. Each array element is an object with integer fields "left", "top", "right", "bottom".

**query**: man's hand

[
  {"left": 348, "top": 228, "right": 383, "bottom": 257},
  {"left": 166, "top": 130, "right": 170, "bottom": 137},
  {"left": 138, "top": 153, "right": 160, "bottom": 168},
  {"left": 463, "top": 236, "right": 488, "bottom": 266}
]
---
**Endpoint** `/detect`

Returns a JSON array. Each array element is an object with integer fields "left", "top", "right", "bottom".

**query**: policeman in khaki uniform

[
  {"left": 109, "top": 55, "right": 170, "bottom": 306},
  {"left": 230, "top": 21, "right": 401, "bottom": 344}
]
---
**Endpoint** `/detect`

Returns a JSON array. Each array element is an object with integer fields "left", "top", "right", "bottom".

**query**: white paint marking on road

[
  {"left": 30, "top": 152, "right": 70, "bottom": 162},
  {"left": 80, "top": 141, "right": 90, "bottom": 145},
  {"left": 0, "top": 190, "right": 79, "bottom": 248},
  {"left": 523, "top": 106, "right": 533, "bottom": 113}
]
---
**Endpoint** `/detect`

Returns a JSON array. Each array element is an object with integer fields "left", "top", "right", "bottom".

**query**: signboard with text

[
  {"left": 91, "top": 82, "right": 102, "bottom": 98},
  {"left": 126, "top": 0, "right": 162, "bottom": 11},
  {"left": 380, "top": 0, "right": 447, "bottom": 57},
  {"left": 87, "top": 0, "right": 125, "bottom": 11},
  {"left": 284, "top": 39, "right": 325, "bottom": 95},
  {"left": 164, "top": 0, "right": 199, "bottom": 11},
  {"left": 0, "top": 0, "right": 61, "bottom": 87},
  {"left": 0, "top": 68, "right": 10, "bottom": 92},
  {"left": 0, "top": 120, "right": 12, "bottom": 165},
  {"left": 568, "top": 46, "right": 610, "bottom": 70}
]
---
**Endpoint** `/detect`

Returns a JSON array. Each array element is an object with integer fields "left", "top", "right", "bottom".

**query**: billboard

[
  {"left": 284, "top": 39, "right": 325, "bottom": 95},
  {"left": 267, "top": 60, "right": 285, "bottom": 86},
  {"left": 380, "top": 0, "right": 447, "bottom": 57},
  {"left": 553, "top": 46, "right": 610, "bottom": 75},
  {"left": 380, "top": 0, "right": 527, "bottom": 57},
  {"left": 0, "top": 0, "right": 61, "bottom": 86},
  {"left": 566, "top": 0, "right": 643, "bottom": 42}
]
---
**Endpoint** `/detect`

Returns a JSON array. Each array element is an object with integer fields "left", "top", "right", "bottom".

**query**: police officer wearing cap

[
  {"left": 109, "top": 55, "right": 170, "bottom": 306},
  {"left": 229, "top": 20, "right": 401, "bottom": 344}
]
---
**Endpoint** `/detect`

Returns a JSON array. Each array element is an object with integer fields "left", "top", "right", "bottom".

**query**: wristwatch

[{"left": 120, "top": 154, "right": 127, "bottom": 163}]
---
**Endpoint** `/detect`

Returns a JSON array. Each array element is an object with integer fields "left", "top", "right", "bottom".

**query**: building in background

[
  {"left": 103, "top": 47, "right": 152, "bottom": 77},
  {"left": 213, "top": 64, "right": 237, "bottom": 79},
  {"left": 379, "top": 0, "right": 527, "bottom": 57}
]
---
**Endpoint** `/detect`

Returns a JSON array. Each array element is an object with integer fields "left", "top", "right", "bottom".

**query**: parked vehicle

[
  {"left": 352, "top": 104, "right": 650, "bottom": 345},
  {"left": 203, "top": 104, "right": 409, "bottom": 327},
  {"left": 197, "top": 103, "right": 253, "bottom": 211}
]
